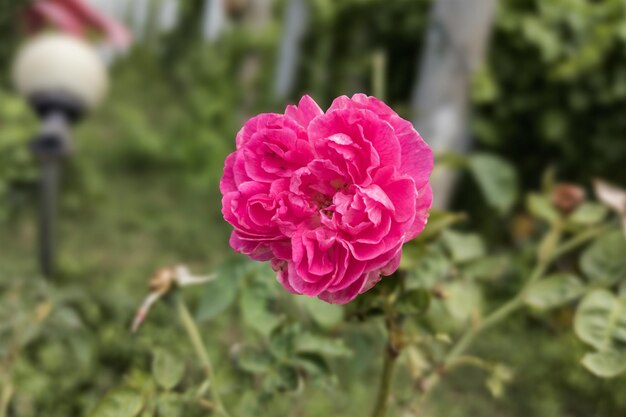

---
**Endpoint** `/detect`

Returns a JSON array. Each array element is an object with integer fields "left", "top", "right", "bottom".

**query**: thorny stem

[
  {"left": 412, "top": 223, "right": 609, "bottom": 410},
  {"left": 370, "top": 291, "right": 402, "bottom": 417},
  {"left": 549, "top": 223, "right": 612, "bottom": 261},
  {"left": 446, "top": 355, "right": 494, "bottom": 372},
  {"left": 371, "top": 342, "right": 400, "bottom": 417},
  {"left": 175, "top": 294, "right": 232, "bottom": 417}
]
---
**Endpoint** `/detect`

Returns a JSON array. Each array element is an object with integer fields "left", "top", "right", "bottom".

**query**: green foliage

[
  {"left": 0, "top": 89, "right": 105, "bottom": 222},
  {"left": 527, "top": 193, "right": 560, "bottom": 224},
  {"left": 580, "top": 231, "right": 626, "bottom": 285},
  {"left": 442, "top": 230, "right": 486, "bottom": 263},
  {"left": 152, "top": 349, "right": 185, "bottom": 390},
  {"left": 396, "top": 288, "right": 430, "bottom": 315},
  {"left": 297, "top": 297, "right": 344, "bottom": 329},
  {"left": 0, "top": 90, "right": 37, "bottom": 220},
  {"left": 575, "top": 289, "right": 626, "bottom": 351},
  {"left": 524, "top": 273, "right": 585, "bottom": 309},
  {"left": 196, "top": 262, "right": 247, "bottom": 322},
  {"left": 568, "top": 203, "right": 608, "bottom": 226},
  {"left": 468, "top": 153, "right": 519, "bottom": 214},
  {"left": 298, "top": 0, "right": 430, "bottom": 104},
  {"left": 580, "top": 350, "right": 626, "bottom": 378},
  {"left": 575, "top": 289, "right": 626, "bottom": 377},
  {"left": 485, "top": 363, "right": 514, "bottom": 398},
  {"left": 0, "top": 0, "right": 29, "bottom": 85},
  {"left": 473, "top": 0, "right": 626, "bottom": 186},
  {"left": 240, "top": 270, "right": 284, "bottom": 336},
  {"left": 89, "top": 387, "right": 144, "bottom": 417},
  {"left": 444, "top": 280, "right": 483, "bottom": 323}
]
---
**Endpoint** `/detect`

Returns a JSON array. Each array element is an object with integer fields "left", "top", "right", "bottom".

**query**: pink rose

[{"left": 220, "top": 94, "right": 433, "bottom": 303}]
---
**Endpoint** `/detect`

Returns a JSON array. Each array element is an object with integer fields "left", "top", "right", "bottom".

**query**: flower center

[
  {"left": 310, "top": 192, "right": 333, "bottom": 219},
  {"left": 313, "top": 192, "right": 332, "bottom": 209},
  {"left": 330, "top": 178, "right": 348, "bottom": 191}
]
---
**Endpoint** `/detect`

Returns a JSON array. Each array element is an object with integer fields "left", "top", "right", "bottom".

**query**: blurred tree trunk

[
  {"left": 202, "top": 0, "right": 226, "bottom": 42},
  {"left": 274, "top": 0, "right": 308, "bottom": 100},
  {"left": 411, "top": 0, "right": 496, "bottom": 208}
]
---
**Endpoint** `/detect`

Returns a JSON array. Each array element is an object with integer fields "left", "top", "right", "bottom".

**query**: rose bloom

[{"left": 221, "top": 94, "right": 433, "bottom": 303}]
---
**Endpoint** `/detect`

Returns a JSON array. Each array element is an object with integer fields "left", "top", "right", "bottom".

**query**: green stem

[
  {"left": 412, "top": 223, "right": 609, "bottom": 408},
  {"left": 176, "top": 295, "right": 231, "bottom": 417},
  {"left": 449, "top": 260, "right": 548, "bottom": 359},
  {"left": 416, "top": 261, "right": 548, "bottom": 406},
  {"left": 370, "top": 344, "right": 399, "bottom": 417},
  {"left": 369, "top": 288, "right": 403, "bottom": 417},
  {"left": 0, "top": 383, "right": 13, "bottom": 417},
  {"left": 549, "top": 223, "right": 611, "bottom": 261},
  {"left": 446, "top": 355, "right": 493, "bottom": 372},
  {"left": 372, "top": 50, "right": 386, "bottom": 100}
]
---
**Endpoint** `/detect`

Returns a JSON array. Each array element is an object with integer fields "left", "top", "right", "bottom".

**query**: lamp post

[{"left": 12, "top": 33, "right": 109, "bottom": 278}]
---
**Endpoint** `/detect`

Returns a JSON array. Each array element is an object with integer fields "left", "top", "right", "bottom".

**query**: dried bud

[
  {"left": 551, "top": 183, "right": 586, "bottom": 214},
  {"left": 432, "top": 285, "right": 448, "bottom": 300},
  {"left": 132, "top": 265, "right": 216, "bottom": 333},
  {"left": 148, "top": 267, "right": 176, "bottom": 293}
]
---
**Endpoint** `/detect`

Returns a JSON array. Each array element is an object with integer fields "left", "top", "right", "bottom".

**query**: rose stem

[
  {"left": 412, "top": 222, "right": 610, "bottom": 410},
  {"left": 176, "top": 294, "right": 232, "bottom": 417},
  {"left": 371, "top": 341, "right": 399, "bottom": 417},
  {"left": 370, "top": 284, "right": 402, "bottom": 417}
]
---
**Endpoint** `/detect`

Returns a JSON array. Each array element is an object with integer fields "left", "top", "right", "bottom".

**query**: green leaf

[
  {"left": 580, "top": 231, "right": 626, "bottom": 285},
  {"left": 397, "top": 289, "right": 431, "bottom": 315},
  {"left": 237, "top": 347, "right": 274, "bottom": 374},
  {"left": 89, "top": 387, "right": 144, "bottom": 417},
  {"left": 269, "top": 324, "right": 299, "bottom": 359},
  {"left": 262, "top": 365, "right": 300, "bottom": 393},
  {"left": 524, "top": 273, "right": 585, "bottom": 309},
  {"left": 241, "top": 282, "right": 282, "bottom": 336},
  {"left": 416, "top": 210, "right": 467, "bottom": 241},
  {"left": 537, "top": 227, "right": 562, "bottom": 263},
  {"left": 463, "top": 255, "right": 510, "bottom": 281},
  {"left": 527, "top": 193, "right": 560, "bottom": 224},
  {"left": 196, "top": 272, "right": 240, "bottom": 322},
  {"left": 291, "top": 353, "right": 331, "bottom": 378},
  {"left": 486, "top": 364, "right": 514, "bottom": 398},
  {"left": 406, "top": 244, "right": 452, "bottom": 289},
  {"left": 152, "top": 349, "right": 184, "bottom": 390},
  {"left": 581, "top": 350, "right": 626, "bottom": 378},
  {"left": 569, "top": 203, "right": 608, "bottom": 226},
  {"left": 442, "top": 230, "right": 486, "bottom": 263},
  {"left": 156, "top": 392, "right": 184, "bottom": 417},
  {"left": 295, "top": 333, "right": 352, "bottom": 357},
  {"left": 574, "top": 289, "right": 626, "bottom": 351},
  {"left": 468, "top": 153, "right": 518, "bottom": 214},
  {"left": 444, "top": 281, "right": 482, "bottom": 322},
  {"left": 298, "top": 297, "right": 343, "bottom": 329}
]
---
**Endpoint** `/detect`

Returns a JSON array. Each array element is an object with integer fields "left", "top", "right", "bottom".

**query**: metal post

[
  {"left": 30, "top": 109, "right": 73, "bottom": 279},
  {"left": 38, "top": 156, "right": 60, "bottom": 278}
]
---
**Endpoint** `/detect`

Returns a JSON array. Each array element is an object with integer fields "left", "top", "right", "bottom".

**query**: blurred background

[{"left": 2, "top": 0, "right": 626, "bottom": 416}]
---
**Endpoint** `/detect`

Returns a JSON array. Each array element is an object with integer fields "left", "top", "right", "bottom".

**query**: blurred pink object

[
  {"left": 23, "top": 0, "right": 130, "bottom": 47},
  {"left": 221, "top": 94, "right": 433, "bottom": 304}
]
